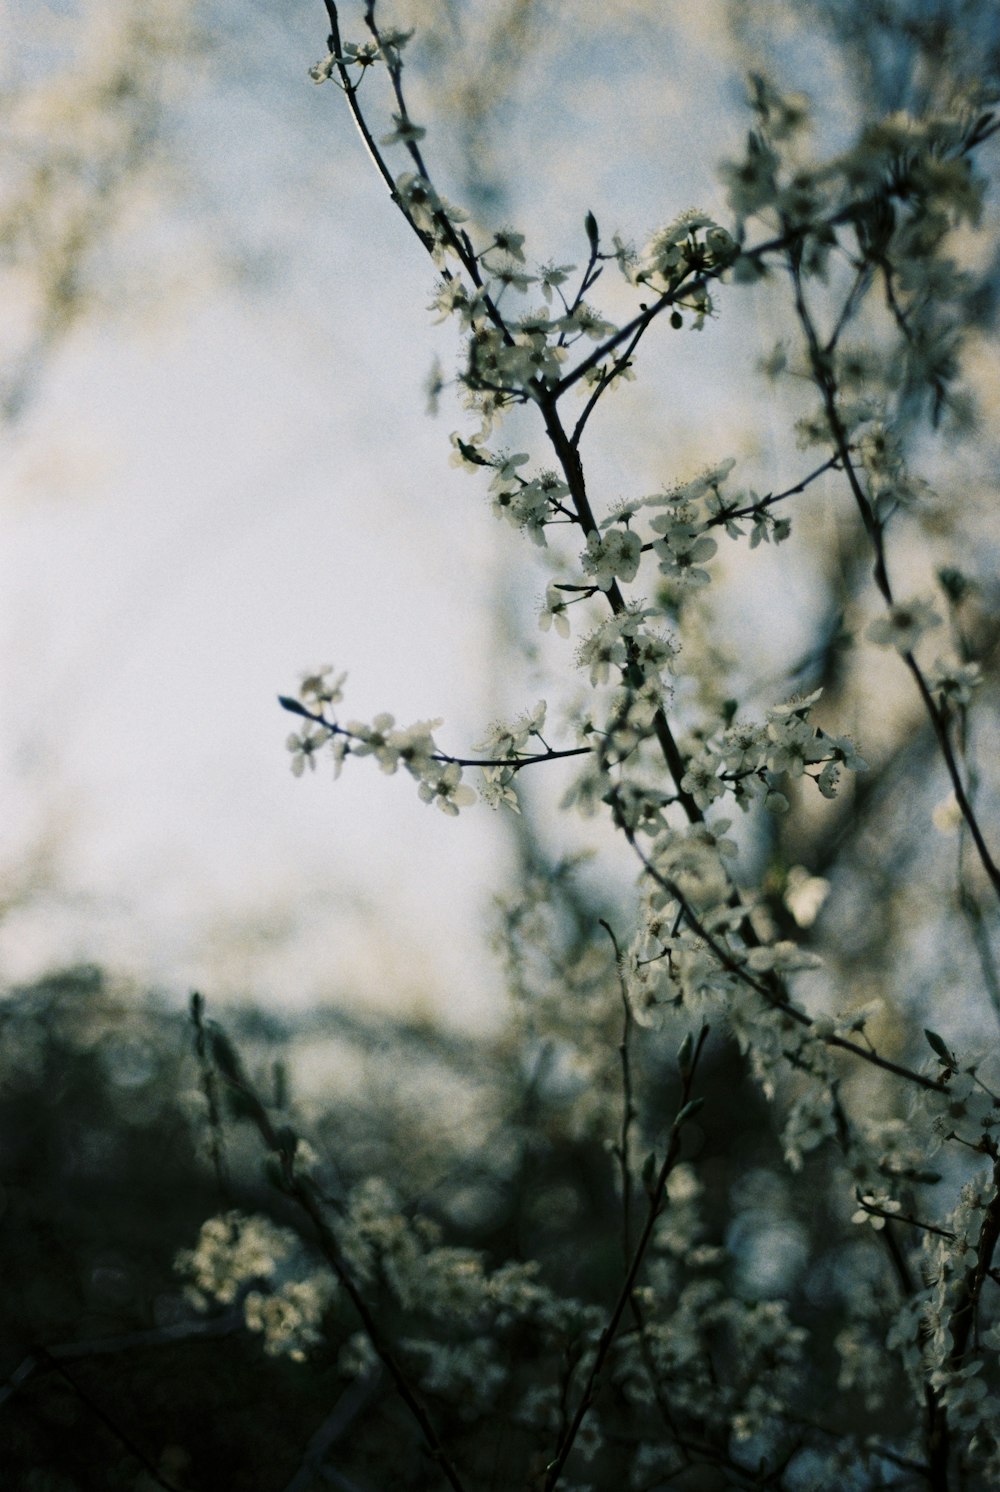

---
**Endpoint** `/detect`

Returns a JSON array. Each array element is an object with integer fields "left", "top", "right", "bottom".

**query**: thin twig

[
  {"left": 34, "top": 1349, "right": 188, "bottom": 1492},
  {"left": 853, "top": 1194, "right": 957, "bottom": 1240},
  {"left": 191, "top": 990, "right": 233, "bottom": 1204},
  {"left": 600, "top": 918, "right": 636, "bottom": 1261},
  {"left": 198, "top": 1007, "right": 470, "bottom": 1492},
  {"left": 282, "top": 1370, "right": 383, "bottom": 1492},
  {"left": 278, "top": 698, "right": 592, "bottom": 772},
  {"left": 789, "top": 254, "right": 1000, "bottom": 903},
  {"left": 542, "top": 1028, "right": 711, "bottom": 1492},
  {"left": 703, "top": 453, "right": 842, "bottom": 530},
  {"left": 0, "top": 1311, "right": 243, "bottom": 1412},
  {"left": 621, "top": 820, "right": 946, "bottom": 1095}
]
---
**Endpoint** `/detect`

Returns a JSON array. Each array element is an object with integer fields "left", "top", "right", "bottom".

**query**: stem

[
  {"left": 191, "top": 991, "right": 233, "bottom": 1204},
  {"left": 323, "top": 1, "right": 512, "bottom": 347},
  {"left": 903, "top": 655, "right": 1000, "bottom": 900},
  {"left": 947, "top": 1159, "right": 1000, "bottom": 1365},
  {"left": 279, "top": 698, "right": 593, "bottom": 771},
  {"left": 623, "top": 822, "right": 946, "bottom": 1095},
  {"left": 538, "top": 396, "right": 705, "bottom": 822},
  {"left": 702, "top": 453, "right": 842, "bottom": 531},
  {"left": 198, "top": 1003, "right": 469, "bottom": 1492},
  {"left": 570, "top": 319, "right": 646, "bottom": 448},
  {"left": 35, "top": 1351, "right": 186, "bottom": 1492},
  {"left": 542, "top": 1028, "right": 711, "bottom": 1492},
  {"left": 790, "top": 255, "right": 1000, "bottom": 903},
  {"left": 600, "top": 918, "right": 636, "bottom": 1262}
]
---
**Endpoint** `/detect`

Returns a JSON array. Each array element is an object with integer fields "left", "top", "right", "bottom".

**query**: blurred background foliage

[
  {"left": 2, "top": 0, "right": 1000, "bottom": 1486},
  {"left": 0, "top": 950, "right": 879, "bottom": 1490}
]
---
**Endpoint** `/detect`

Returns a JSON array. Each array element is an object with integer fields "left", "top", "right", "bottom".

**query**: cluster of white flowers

[
  {"left": 176, "top": 1211, "right": 295, "bottom": 1309},
  {"left": 474, "top": 701, "right": 547, "bottom": 812},
  {"left": 243, "top": 1274, "right": 336, "bottom": 1362},
  {"left": 614, "top": 1274, "right": 808, "bottom": 1445},
  {"left": 487, "top": 458, "right": 570, "bottom": 544},
  {"left": 674, "top": 688, "right": 868, "bottom": 812},
  {"left": 176, "top": 1211, "right": 336, "bottom": 1362},
  {"left": 283, "top": 667, "right": 479, "bottom": 814},
  {"left": 643, "top": 211, "right": 740, "bottom": 281},
  {"left": 574, "top": 604, "right": 668, "bottom": 689}
]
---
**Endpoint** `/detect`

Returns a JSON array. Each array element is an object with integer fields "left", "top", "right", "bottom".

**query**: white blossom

[
  {"left": 286, "top": 725, "right": 331, "bottom": 776},
  {"left": 176, "top": 1212, "right": 296, "bottom": 1310},
  {"left": 651, "top": 514, "right": 718, "bottom": 589},
  {"left": 474, "top": 701, "right": 546, "bottom": 758},
  {"left": 417, "top": 760, "right": 477, "bottom": 815},
  {"left": 580, "top": 526, "right": 643, "bottom": 590},
  {"left": 243, "top": 1273, "right": 336, "bottom": 1361},
  {"left": 539, "top": 583, "right": 571, "bottom": 638},
  {"left": 866, "top": 597, "right": 942, "bottom": 652}
]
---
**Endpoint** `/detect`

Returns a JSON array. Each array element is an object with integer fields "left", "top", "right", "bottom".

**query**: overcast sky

[{"left": 4, "top": 0, "right": 992, "bottom": 1026}]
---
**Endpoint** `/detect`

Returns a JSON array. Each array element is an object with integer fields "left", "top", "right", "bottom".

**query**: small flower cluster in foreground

[
  {"left": 176, "top": 1211, "right": 335, "bottom": 1361},
  {"left": 282, "top": 668, "right": 570, "bottom": 815},
  {"left": 282, "top": 665, "right": 476, "bottom": 815}
]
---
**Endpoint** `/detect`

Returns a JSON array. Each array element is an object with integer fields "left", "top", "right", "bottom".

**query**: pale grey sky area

[{"left": 2, "top": 0, "right": 996, "bottom": 1024}]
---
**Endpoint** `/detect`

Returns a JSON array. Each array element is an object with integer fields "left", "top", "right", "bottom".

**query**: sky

[
  {"left": 3, "top": 0, "right": 994, "bottom": 1029},
  {"left": 0, "top": 0, "right": 737, "bottom": 1018}
]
